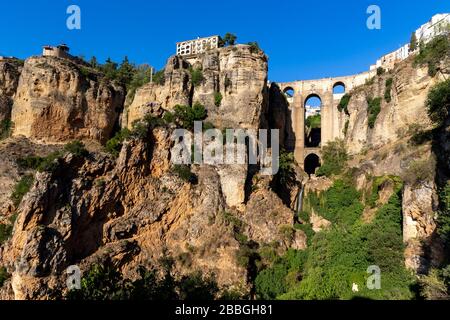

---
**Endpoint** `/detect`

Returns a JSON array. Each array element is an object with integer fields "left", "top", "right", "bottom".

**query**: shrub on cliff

[
  {"left": 414, "top": 35, "right": 450, "bottom": 76},
  {"left": 316, "top": 139, "right": 348, "bottom": 177},
  {"left": 172, "top": 164, "right": 198, "bottom": 184},
  {"left": 367, "top": 97, "right": 382, "bottom": 129},
  {"left": 426, "top": 78, "right": 450, "bottom": 127},
  {"left": 11, "top": 174, "right": 34, "bottom": 207},
  {"left": 0, "top": 119, "right": 12, "bottom": 140},
  {"left": 214, "top": 92, "right": 223, "bottom": 107},
  {"left": 64, "top": 140, "right": 88, "bottom": 157},
  {"left": 105, "top": 128, "right": 131, "bottom": 157},
  {"left": 67, "top": 261, "right": 218, "bottom": 300},
  {"left": 165, "top": 103, "right": 207, "bottom": 130},
  {"left": 0, "top": 266, "right": 9, "bottom": 287},
  {"left": 337, "top": 94, "right": 351, "bottom": 115},
  {"left": 384, "top": 78, "right": 393, "bottom": 103},
  {"left": 190, "top": 68, "right": 204, "bottom": 87}
]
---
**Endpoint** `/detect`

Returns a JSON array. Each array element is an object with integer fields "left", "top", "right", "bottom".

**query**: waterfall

[{"left": 296, "top": 183, "right": 304, "bottom": 215}]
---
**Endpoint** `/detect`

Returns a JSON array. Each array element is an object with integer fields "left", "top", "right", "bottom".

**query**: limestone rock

[{"left": 11, "top": 56, "right": 125, "bottom": 144}]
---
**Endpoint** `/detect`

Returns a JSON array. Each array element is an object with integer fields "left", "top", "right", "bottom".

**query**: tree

[
  {"left": 89, "top": 56, "right": 98, "bottom": 68},
  {"left": 426, "top": 78, "right": 450, "bottom": 127},
  {"left": 410, "top": 32, "right": 418, "bottom": 52},
  {"left": 117, "top": 56, "right": 136, "bottom": 87},
  {"left": 222, "top": 33, "right": 237, "bottom": 46},
  {"left": 102, "top": 58, "right": 118, "bottom": 80}
]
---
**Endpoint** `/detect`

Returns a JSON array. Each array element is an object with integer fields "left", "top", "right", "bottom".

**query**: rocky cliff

[{"left": 11, "top": 56, "right": 125, "bottom": 144}]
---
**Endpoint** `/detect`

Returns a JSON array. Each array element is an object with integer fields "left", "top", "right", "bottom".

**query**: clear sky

[{"left": 1, "top": 0, "right": 449, "bottom": 82}]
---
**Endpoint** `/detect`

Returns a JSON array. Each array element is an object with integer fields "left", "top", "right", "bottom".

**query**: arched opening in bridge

[
  {"left": 304, "top": 94, "right": 321, "bottom": 148},
  {"left": 304, "top": 153, "right": 321, "bottom": 176},
  {"left": 333, "top": 82, "right": 346, "bottom": 96},
  {"left": 283, "top": 87, "right": 295, "bottom": 103}
]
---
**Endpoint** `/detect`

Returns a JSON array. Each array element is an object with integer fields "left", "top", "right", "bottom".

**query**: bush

[
  {"left": 305, "top": 114, "right": 321, "bottom": 129},
  {"left": 152, "top": 69, "right": 165, "bottom": 86},
  {"left": 415, "top": 35, "right": 450, "bottom": 76},
  {"left": 214, "top": 92, "right": 223, "bottom": 107},
  {"left": 105, "top": 129, "right": 131, "bottom": 157},
  {"left": 172, "top": 164, "right": 197, "bottom": 184},
  {"left": 402, "top": 158, "right": 436, "bottom": 186},
  {"left": 0, "top": 119, "right": 12, "bottom": 140},
  {"left": 64, "top": 140, "right": 88, "bottom": 157},
  {"left": 316, "top": 139, "right": 348, "bottom": 177},
  {"left": 437, "top": 182, "right": 450, "bottom": 243},
  {"left": 0, "top": 267, "right": 10, "bottom": 287},
  {"left": 11, "top": 174, "right": 34, "bottom": 207},
  {"left": 220, "top": 33, "right": 237, "bottom": 46},
  {"left": 172, "top": 103, "right": 207, "bottom": 130},
  {"left": 337, "top": 94, "right": 351, "bottom": 115},
  {"left": 426, "top": 79, "right": 450, "bottom": 127},
  {"left": 275, "top": 149, "right": 296, "bottom": 187},
  {"left": 367, "top": 97, "right": 382, "bottom": 129},
  {"left": 190, "top": 68, "right": 204, "bottom": 87},
  {"left": 377, "top": 67, "right": 385, "bottom": 76},
  {"left": 384, "top": 78, "right": 393, "bottom": 103},
  {"left": 255, "top": 250, "right": 307, "bottom": 299},
  {"left": 17, "top": 151, "right": 61, "bottom": 172},
  {"left": 247, "top": 42, "right": 261, "bottom": 53}
]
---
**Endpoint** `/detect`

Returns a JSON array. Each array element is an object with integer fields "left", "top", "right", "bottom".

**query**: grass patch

[{"left": 11, "top": 174, "right": 34, "bottom": 207}]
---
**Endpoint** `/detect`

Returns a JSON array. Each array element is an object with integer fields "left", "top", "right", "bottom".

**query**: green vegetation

[
  {"left": 414, "top": 35, "right": 450, "bottom": 77},
  {"left": 377, "top": 67, "right": 385, "bottom": 76},
  {"left": 214, "top": 92, "right": 223, "bottom": 107},
  {"left": 402, "top": 158, "right": 436, "bottom": 186},
  {"left": 343, "top": 119, "right": 349, "bottom": 136},
  {"left": 247, "top": 42, "right": 261, "bottom": 53},
  {"left": 337, "top": 94, "right": 351, "bottom": 115},
  {"left": 419, "top": 267, "right": 449, "bottom": 300},
  {"left": 253, "top": 176, "right": 416, "bottom": 300},
  {"left": 17, "top": 151, "right": 61, "bottom": 172},
  {"left": 219, "top": 33, "right": 237, "bottom": 47},
  {"left": 172, "top": 164, "right": 198, "bottom": 184},
  {"left": 410, "top": 32, "right": 418, "bottom": 52},
  {"left": 67, "top": 260, "right": 218, "bottom": 300},
  {"left": 255, "top": 250, "right": 307, "bottom": 299},
  {"left": 384, "top": 78, "right": 393, "bottom": 103},
  {"left": 367, "top": 97, "right": 382, "bottom": 129},
  {"left": 437, "top": 182, "right": 450, "bottom": 244},
  {"left": 11, "top": 175, "right": 34, "bottom": 207},
  {"left": 316, "top": 139, "right": 348, "bottom": 177},
  {"left": 305, "top": 114, "right": 321, "bottom": 129},
  {"left": 165, "top": 103, "right": 207, "bottom": 130},
  {"left": 152, "top": 69, "right": 165, "bottom": 86},
  {"left": 426, "top": 78, "right": 450, "bottom": 127},
  {"left": 0, "top": 119, "right": 12, "bottom": 140},
  {"left": 190, "top": 68, "right": 204, "bottom": 87},
  {"left": 0, "top": 266, "right": 9, "bottom": 287},
  {"left": 274, "top": 149, "right": 297, "bottom": 187},
  {"left": 0, "top": 214, "right": 18, "bottom": 245},
  {"left": 64, "top": 140, "right": 88, "bottom": 157},
  {"left": 105, "top": 129, "right": 131, "bottom": 157}
]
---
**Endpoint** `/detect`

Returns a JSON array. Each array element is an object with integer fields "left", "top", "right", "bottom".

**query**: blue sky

[{"left": 1, "top": 0, "right": 449, "bottom": 82}]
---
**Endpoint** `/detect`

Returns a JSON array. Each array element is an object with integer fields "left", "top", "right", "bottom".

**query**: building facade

[
  {"left": 176, "top": 36, "right": 219, "bottom": 57},
  {"left": 370, "top": 13, "right": 450, "bottom": 71},
  {"left": 42, "top": 44, "right": 72, "bottom": 59}
]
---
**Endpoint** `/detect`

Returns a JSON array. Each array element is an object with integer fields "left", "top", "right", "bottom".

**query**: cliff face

[
  {"left": 0, "top": 46, "right": 305, "bottom": 300},
  {"left": 337, "top": 56, "right": 450, "bottom": 274},
  {"left": 0, "top": 60, "right": 21, "bottom": 124},
  {"left": 125, "top": 45, "right": 268, "bottom": 130},
  {"left": 11, "top": 57, "right": 125, "bottom": 144}
]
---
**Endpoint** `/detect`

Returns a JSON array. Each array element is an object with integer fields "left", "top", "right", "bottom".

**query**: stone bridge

[{"left": 275, "top": 70, "right": 376, "bottom": 172}]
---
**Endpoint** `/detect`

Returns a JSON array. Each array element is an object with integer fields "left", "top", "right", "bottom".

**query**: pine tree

[{"left": 410, "top": 32, "right": 418, "bottom": 52}]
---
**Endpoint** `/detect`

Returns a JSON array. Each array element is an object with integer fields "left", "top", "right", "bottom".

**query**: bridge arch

[
  {"left": 333, "top": 81, "right": 346, "bottom": 96},
  {"left": 304, "top": 153, "right": 321, "bottom": 175},
  {"left": 304, "top": 94, "right": 322, "bottom": 148}
]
